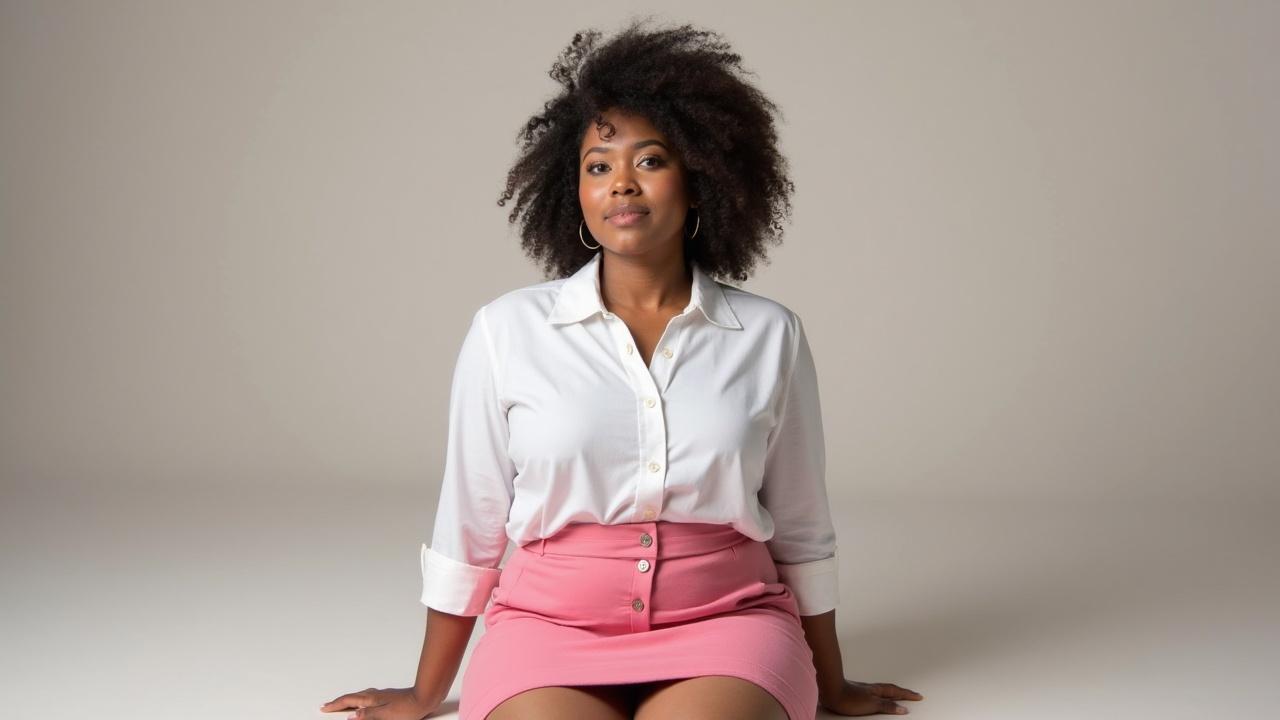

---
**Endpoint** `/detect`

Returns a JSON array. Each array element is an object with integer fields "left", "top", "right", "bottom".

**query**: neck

[{"left": 598, "top": 248, "right": 692, "bottom": 313}]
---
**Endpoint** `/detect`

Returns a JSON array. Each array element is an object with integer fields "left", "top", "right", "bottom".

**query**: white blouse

[{"left": 421, "top": 250, "right": 839, "bottom": 617}]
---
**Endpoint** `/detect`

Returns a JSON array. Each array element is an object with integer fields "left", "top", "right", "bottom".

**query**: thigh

[
  {"left": 633, "top": 675, "right": 788, "bottom": 720},
  {"left": 486, "top": 683, "right": 635, "bottom": 720}
]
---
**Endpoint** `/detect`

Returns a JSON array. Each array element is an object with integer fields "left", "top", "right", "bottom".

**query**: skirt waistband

[{"left": 521, "top": 520, "right": 752, "bottom": 560}]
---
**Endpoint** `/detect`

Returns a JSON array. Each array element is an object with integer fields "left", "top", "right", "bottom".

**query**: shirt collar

[{"left": 546, "top": 251, "right": 743, "bottom": 329}]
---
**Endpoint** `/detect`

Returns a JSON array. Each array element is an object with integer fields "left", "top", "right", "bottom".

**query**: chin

[
  {"left": 595, "top": 220, "right": 680, "bottom": 249},
  {"left": 606, "top": 236, "right": 663, "bottom": 253}
]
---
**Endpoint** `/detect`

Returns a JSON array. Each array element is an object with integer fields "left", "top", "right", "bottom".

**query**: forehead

[{"left": 579, "top": 109, "right": 666, "bottom": 148}]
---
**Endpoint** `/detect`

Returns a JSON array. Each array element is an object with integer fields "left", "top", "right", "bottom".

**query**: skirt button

[
  {"left": 637, "top": 559, "right": 651, "bottom": 572},
  {"left": 632, "top": 598, "right": 645, "bottom": 611}
]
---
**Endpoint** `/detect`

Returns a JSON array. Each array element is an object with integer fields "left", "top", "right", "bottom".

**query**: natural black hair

[{"left": 496, "top": 16, "right": 796, "bottom": 284}]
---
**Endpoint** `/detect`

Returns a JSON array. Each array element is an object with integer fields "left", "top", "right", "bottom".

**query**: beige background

[{"left": 2, "top": 1, "right": 1276, "bottom": 718}]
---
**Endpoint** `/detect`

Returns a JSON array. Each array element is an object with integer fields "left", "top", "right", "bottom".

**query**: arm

[
  {"left": 759, "top": 312, "right": 844, "bottom": 695},
  {"left": 759, "top": 312, "right": 841, "bottom": 615},
  {"left": 762, "top": 313, "right": 925, "bottom": 715},
  {"left": 799, "top": 609, "right": 846, "bottom": 704},
  {"left": 802, "top": 607, "right": 926, "bottom": 715},
  {"left": 411, "top": 608, "right": 478, "bottom": 705},
  {"left": 417, "top": 305, "right": 516, "bottom": 683},
  {"left": 322, "top": 307, "right": 513, "bottom": 716}
]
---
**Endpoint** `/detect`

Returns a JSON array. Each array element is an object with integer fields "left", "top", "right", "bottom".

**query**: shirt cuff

[
  {"left": 419, "top": 543, "right": 503, "bottom": 616},
  {"left": 774, "top": 554, "right": 839, "bottom": 616}
]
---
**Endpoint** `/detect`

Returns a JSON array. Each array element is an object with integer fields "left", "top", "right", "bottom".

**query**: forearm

[
  {"left": 798, "top": 609, "right": 845, "bottom": 701},
  {"left": 411, "top": 607, "right": 478, "bottom": 704}
]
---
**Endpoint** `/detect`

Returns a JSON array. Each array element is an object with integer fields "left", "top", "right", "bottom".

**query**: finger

[
  {"left": 348, "top": 701, "right": 389, "bottom": 720},
  {"left": 320, "top": 695, "right": 354, "bottom": 712},
  {"left": 872, "top": 683, "right": 925, "bottom": 700},
  {"left": 320, "top": 691, "right": 372, "bottom": 712},
  {"left": 877, "top": 697, "right": 909, "bottom": 714}
]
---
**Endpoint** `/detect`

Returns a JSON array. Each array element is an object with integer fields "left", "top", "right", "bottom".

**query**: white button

[
  {"left": 648, "top": 461, "right": 661, "bottom": 472},
  {"left": 625, "top": 344, "right": 633, "bottom": 354},
  {"left": 662, "top": 347, "right": 673, "bottom": 358},
  {"left": 644, "top": 397, "right": 656, "bottom": 408},
  {"left": 637, "top": 559, "right": 651, "bottom": 572}
]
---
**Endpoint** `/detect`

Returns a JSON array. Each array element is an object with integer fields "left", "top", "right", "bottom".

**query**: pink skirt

[{"left": 459, "top": 520, "right": 820, "bottom": 720}]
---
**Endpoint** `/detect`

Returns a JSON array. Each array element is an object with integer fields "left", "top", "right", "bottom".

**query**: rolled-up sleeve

[
  {"left": 420, "top": 304, "right": 517, "bottom": 616},
  {"left": 759, "top": 312, "right": 840, "bottom": 616}
]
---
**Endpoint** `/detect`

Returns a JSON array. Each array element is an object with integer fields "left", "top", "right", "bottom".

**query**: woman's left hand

[{"left": 819, "top": 678, "right": 924, "bottom": 715}]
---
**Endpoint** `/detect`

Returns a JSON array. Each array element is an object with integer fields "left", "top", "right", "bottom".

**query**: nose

[{"left": 611, "top": 169, "right": 639, "bottom": 195}]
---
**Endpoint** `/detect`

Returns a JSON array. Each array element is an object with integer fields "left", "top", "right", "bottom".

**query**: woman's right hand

[{"left": 319, "top": 686, "right": 440, "bottom": 720}]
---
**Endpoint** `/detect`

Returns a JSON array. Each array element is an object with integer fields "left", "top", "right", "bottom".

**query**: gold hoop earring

[{"left": 579, "top": 219, "right": 601, "bottom": 250}]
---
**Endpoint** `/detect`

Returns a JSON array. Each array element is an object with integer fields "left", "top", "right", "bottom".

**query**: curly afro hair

[{"left": 496, "top": 16, "right": 796, "bottom": 284}]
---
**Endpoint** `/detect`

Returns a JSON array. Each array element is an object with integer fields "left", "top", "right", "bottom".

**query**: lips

[
  {"left": 606, "top": 203, "right": 650, "bottom": 218},
  {"left": 607, "top": 210, "right": 649, "bottom": 227}
]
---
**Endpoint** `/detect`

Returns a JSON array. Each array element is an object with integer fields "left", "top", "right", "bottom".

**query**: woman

[{"left": 322, "top": 18, "right": 924, "bottom": 720}]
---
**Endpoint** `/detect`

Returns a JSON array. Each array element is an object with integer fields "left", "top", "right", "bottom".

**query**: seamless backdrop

[{"left": 2, "top": 2, "right": 1277, "bottom": 719}]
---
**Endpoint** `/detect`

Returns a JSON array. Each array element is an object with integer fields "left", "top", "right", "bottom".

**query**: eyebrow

[{"left": 581, "top": 139, "right": 670, "bottom": 162}]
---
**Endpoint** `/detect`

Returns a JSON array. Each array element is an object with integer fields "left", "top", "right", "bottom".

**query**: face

[{"left": 578, "top": 108, "right": 694, "bottom": 257}]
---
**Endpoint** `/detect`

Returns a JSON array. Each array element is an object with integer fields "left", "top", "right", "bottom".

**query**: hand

[
  {"left": 819, "top": 678, "right": 924, "bottom": 716},
  {"left": 319, "top": 686, "right": 439, "bottom": 720}
]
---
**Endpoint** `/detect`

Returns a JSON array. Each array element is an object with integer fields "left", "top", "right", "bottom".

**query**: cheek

[
  {"left": 649, "top": 182, "right": 687, "bottom": 215},
  {"left": 578, "top": 177, "right": 603, "bottom": 205},
  {"left": 653, "top": 172, "right": 688, "bottom": 202}
]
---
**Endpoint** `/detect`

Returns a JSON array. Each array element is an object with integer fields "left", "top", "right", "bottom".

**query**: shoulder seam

[
  {"left": 773, "top": 311, "right": 803, "bottom": 433},
  {"left": 476, "top": 304, "right": 504, "bottom": 399}
]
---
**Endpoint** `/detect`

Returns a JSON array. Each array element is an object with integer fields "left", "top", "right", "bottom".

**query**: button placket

[
  {"left": 636, "top": 319, "right": 687, "bottom": 519},
  {"left": 601, "top": 311, "right": 672, "bottom": 524},
  {"left": 630, "top": 528, "right": 657, "bottom": 632}
]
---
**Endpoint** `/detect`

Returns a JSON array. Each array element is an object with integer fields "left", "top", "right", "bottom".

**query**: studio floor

[{"left": 3, "top": 483, "right": 1276, "bottom": 719}]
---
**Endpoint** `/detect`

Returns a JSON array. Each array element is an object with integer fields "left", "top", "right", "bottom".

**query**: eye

[{"left": 585, "top": 156, "right": 667, "bottom": 175}]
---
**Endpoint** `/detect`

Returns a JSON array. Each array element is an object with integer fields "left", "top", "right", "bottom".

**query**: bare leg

[
  {"left": 486, "top": 683, "right": 636, "bottom": 720},
  {"left": 633, "top": 675, "right": 788, "bottom": 720}
]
